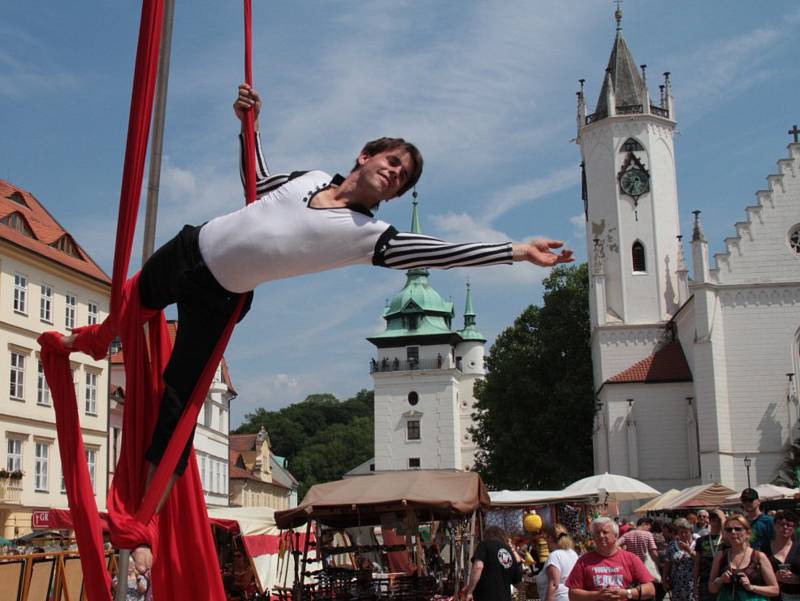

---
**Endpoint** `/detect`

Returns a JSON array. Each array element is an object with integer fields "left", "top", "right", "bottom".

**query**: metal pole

[
  {"left": 141, "top": 0, "right": 176, "bottom": 264},
  {"left": 114, "top": 550, "right": 131, "bottom": 601},
  {"left": 117, "top": 4, "right": 175, "bottom": 600}
]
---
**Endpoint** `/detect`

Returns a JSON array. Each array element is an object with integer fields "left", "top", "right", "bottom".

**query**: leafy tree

[
  {"left": 233, "top": 389, "right": 374, "bottom": 496},
  {"left": 471, "top": 263, "right": 594, "bottom": 490}
]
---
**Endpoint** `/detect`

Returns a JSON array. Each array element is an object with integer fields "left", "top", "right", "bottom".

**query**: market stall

[{"left": 274, "top": 470, "right": 490, "bottom": 600}]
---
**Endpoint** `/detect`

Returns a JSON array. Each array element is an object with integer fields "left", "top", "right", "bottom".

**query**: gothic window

[
  {"left": 632, "top": 241, "right": 646, "bottom": 272},
  {"left": 789, "top": 225, "right": 800, "bottom": 255},
  {"left": 620, "top": 138, "right": 644, "bottom": 152}
]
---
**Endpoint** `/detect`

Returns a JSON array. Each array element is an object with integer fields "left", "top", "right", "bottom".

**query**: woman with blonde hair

[
  {"left": 709, "top": 514, "right": 779, "bottom": 601},
  {"left": 536, "top": 524, "right": 578, "bottom": 601}
]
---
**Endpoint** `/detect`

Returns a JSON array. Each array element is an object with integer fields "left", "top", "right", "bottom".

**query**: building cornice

[
  {"left": 0, "top": 239, "right": 111, "bottom": 292},
  {"left": 0, "top": 412, "right": 107, "bottom": 437}
]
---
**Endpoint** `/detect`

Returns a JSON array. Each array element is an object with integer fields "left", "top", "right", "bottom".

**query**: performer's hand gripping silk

[{"left": 64, "top": 84, "right": 573, "bottom": 569}]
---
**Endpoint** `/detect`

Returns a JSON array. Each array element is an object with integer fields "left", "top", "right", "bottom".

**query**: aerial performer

[{"left": 61, "top": 83, "right": 573, "bottom": 573}]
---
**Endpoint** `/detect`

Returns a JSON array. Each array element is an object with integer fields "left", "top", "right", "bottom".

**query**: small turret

[
  {"left": 675, "top": 235, "right": 690, "bottom": 305},
  {"left": 691, "top": 211, "right": 710, "bottom": 283}
]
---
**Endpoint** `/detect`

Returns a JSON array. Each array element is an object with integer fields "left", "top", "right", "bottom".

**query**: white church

[
  {"left": 348, "top": 199, "right": 486, "bottom": 475},
  {"left": 582, "top": 11, "right": 800, "bottom": 492}
]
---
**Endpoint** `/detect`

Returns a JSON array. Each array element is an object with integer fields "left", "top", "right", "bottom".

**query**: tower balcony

[
  {"left": 585, "top": 104, "right": 669, "bottom": 125},
  {"left": 370, "top": 357, "right": 462, "bottom": 374}
]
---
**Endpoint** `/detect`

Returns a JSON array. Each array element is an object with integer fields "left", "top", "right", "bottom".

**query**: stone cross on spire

[{"left": 789, "top": 124, "right": 799, "bottom": 143}]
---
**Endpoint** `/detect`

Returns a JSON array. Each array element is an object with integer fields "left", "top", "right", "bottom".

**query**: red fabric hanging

[{"left": 38, "top": 1, "right": 257, "bottom": 600}]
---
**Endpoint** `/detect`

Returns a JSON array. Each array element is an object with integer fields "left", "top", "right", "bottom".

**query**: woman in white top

[{"left": 537, "top": 524, "right": 580, "bottom": 601}]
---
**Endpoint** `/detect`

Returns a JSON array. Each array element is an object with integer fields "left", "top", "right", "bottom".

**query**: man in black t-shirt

[{"left": 463, "top": 526, "right": 523, "bottom": 601}]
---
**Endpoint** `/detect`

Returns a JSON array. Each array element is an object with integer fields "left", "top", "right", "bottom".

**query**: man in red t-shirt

[{"left": 567, "top": 517, "right": 655, "bottom": 601}]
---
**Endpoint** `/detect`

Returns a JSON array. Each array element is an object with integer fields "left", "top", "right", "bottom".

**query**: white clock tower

[{"left": 578, "top": 9, "right": 691, "bottom": 479}]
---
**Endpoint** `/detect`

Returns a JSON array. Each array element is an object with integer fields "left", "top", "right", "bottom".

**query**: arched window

[
  {"left": 632, "top": 241, "right": 646, "bottom": 272},
  {"left": 620, "top": 138, "right": 644, "bottom": 152}
]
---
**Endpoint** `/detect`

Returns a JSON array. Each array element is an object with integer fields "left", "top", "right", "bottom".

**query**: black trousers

[{"left": 139, "top": 225, "right": 252, "bottom": 474}]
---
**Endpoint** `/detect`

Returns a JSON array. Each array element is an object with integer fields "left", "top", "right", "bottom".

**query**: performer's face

[{"left": 357, "top": 148, "right": 415, "bottom": 201}]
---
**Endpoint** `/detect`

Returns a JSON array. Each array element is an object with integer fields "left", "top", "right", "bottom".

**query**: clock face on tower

[{"left": 620, "top": 167, "right": 650, "bottom": 198}]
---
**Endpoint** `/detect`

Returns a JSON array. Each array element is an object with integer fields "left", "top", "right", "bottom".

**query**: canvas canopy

[
  {"left": 723, "top": 484, "right": 799, "bottom": 504},
  {"left": 634, "top": 489, "right": 682, "bottom": 514},
  {"left": 275, "top": 470, "right": 490, "bottom": 529},
  {"left": 489, "top": 490, "right": 596, "bottom": 506},
  {"left": 561, "top": 473, "right": 660, "bottom": 502},
  {"left": 658, "top": 483, "right": 735, "bottom": 510}
]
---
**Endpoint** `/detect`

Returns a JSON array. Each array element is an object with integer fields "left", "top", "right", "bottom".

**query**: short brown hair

[
  {"left": 483, "top": 525, "right": 507, "bottom": 543},
  {"left": 351, "top": 138, "right": 424, "bottom": 197}
]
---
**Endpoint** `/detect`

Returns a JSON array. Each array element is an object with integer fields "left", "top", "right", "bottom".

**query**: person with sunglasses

[
  {"left": 708, "top": 515, "right": 779, "bottom": 601},
  {"left": 694, "top": 509, "right": 727, "bottom": 601},
  {"left": 768, "top": 510, "right": 800, "bottom": 601}
]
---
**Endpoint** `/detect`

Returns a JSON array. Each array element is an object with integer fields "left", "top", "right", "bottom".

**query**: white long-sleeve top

[{"left": 197, "top": 134, "right": 513, "bottom": 293}]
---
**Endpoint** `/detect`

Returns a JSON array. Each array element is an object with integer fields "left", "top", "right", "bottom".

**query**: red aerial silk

[{"left": 38, "top": 2, "right": 258, "bottom": 600}]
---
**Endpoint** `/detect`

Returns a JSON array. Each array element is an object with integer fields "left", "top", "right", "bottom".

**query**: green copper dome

[{"left": 367, "top": 197, "right": 483, "bottom": 346}]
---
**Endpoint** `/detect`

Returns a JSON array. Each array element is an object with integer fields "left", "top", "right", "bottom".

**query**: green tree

[
  {"left": 233, "top": 389, "right": 375, "bottom": 496},
  {"left": 471, "top": 263, "right": 594, "bottom": 489}
]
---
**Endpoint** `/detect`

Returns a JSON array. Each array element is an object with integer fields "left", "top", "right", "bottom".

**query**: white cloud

[
  {"left": 570, "top": 213, "right": 586, "bottom": 239},
  {"left": 481, "top": 167, "right": 579, "bottom": 223}
]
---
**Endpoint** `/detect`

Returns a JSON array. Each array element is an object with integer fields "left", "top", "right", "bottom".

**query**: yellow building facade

[{"left": 0, "top": 180, "right": 111, "bottom": 538}]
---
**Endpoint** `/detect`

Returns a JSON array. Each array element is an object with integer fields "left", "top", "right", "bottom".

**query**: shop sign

[{"left": 31, "top": 510, "right": 50, "bottom": 529}]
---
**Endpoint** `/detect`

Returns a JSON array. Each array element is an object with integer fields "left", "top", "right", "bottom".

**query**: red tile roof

[
  {"left": 230, "top": 433, "right": 258, "bottom": 452},
  {"left": 607, "top": 341, "right": 693, "bottom": 384},
  {"left": 0, "top": 179, "right": 111, "bottom": 285},
  {"left": 109, "top": 321, "right": 236, "bottom": 393}
]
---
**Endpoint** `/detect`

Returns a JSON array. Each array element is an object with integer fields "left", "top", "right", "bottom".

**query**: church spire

[
  {"left": 459, "top": 280, "right": 485, "bottom": 341},
  {"left": 463, "top": 280, "right": 476, "bottom": 328},
  {"left": 410, "top": 190, "right": 421, "bottom": 234},
  {"left": 407, "top": 190, "right": 429, "bottom": 279}
]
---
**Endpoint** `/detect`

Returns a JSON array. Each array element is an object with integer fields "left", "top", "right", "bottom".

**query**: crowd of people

[{"left": 465, "top": 488, "right": 800, "bottom": 601}]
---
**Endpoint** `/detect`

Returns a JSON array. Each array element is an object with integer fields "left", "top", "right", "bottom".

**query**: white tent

[
  {"left": 561, "top": 473, "right": 660, "bottom": 502},
  {"left": 724, "top": 484, "right": 800, "bottom": 503},
  {"left": 634, "top": 489, "right": 682, "bottom": 514},
  {"left": 489, "top": 490, "right": 597, "bottom": 506},
  {"left": 208, "top": 506, "right": 319, "bottom": 594}
]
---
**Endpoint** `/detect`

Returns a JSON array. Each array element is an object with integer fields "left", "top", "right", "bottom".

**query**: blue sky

[{"left": 3, "top": 2, "right": 799, "bottom": 427}]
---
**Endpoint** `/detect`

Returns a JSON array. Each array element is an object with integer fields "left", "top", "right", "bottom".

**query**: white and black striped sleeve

[
  {"left": 372, "top": 227, "right": 514, "bottom": 270},
  {"left": 240, "top": 132, "right": 289, "bottom": 197}
]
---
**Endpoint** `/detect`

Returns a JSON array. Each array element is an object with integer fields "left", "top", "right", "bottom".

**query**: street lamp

[{"left": 744, "top": 456, "right": 752, "bottom": 488}]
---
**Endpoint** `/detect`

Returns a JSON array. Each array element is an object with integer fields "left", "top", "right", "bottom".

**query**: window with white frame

[
  {"left": 408, "top": 457, "right": 421, "bottom": 469},
  {"left": 37, "top": 360, "right": 51, "bottom": 406},
  {"left": 65, "top": 294, "right": 76, "bottom": 329},
  {"left": 199, "top": 455, "right": 207, "bottom": 491},
  {"left": 13, "top": 273, "right": 27, "bottom": 314},
  {"left": 223, "top": 463, "right": 228, "bottom": 495},
  {"left": 204, "top": 402, "right": 213, "bottom": 428},
  {"left": 6, "top": 438, "right": 22, "bottom": 472},
  {"left": 213, "top": 460, "right": 219, "bottom": 493},
  {"left": 35, "top": 442, "right": 49, "bottom": 491},
  {"left": 407, "top": 419, "right": 421, "bottom": 441},
  {"left": 10, "top": 352, "right": 25, "bottom": 400},
  {"left": 87, "top": 302, "right": 98, "bottom": 326},
  {"left": 85, "top": 371, "right": 98, "bottom": 415},
  {"left": 40, "top": 284, "right": 53, "bottom": 322},
  {"left": 85, "top": 448, "right": 96, "bottom": 492}
]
